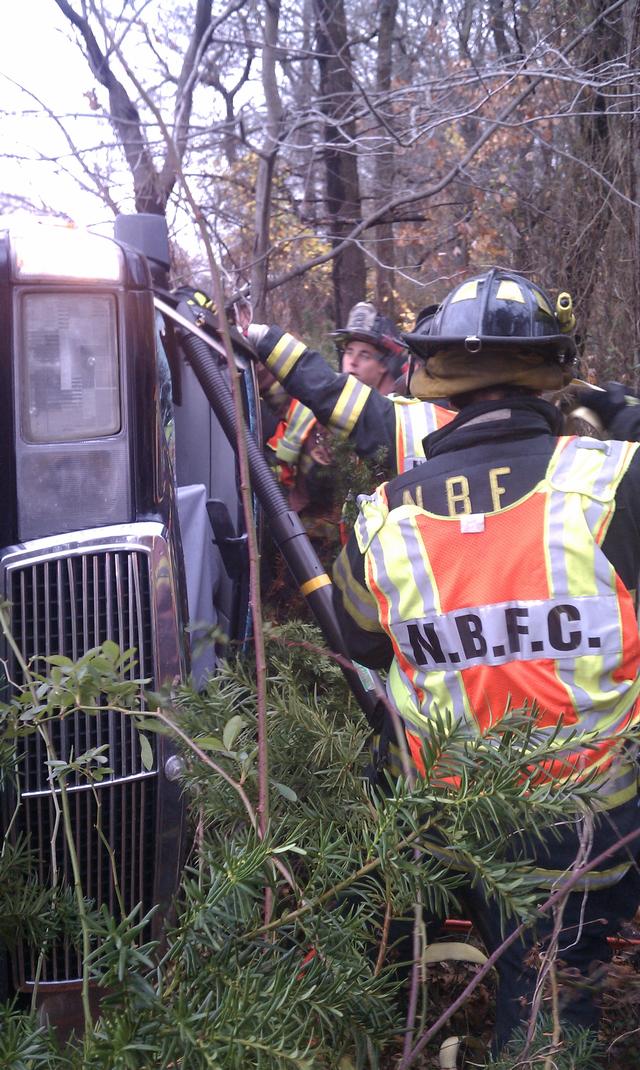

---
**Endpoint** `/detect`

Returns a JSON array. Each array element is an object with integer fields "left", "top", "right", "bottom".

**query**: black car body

[{"left": 0, "top": 222, "right": 258, "bottom": 1014}]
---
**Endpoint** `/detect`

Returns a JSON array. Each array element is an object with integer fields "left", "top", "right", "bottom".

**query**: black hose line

[{"left": 178, "top": 326, "right": 384, "bottom": 730}]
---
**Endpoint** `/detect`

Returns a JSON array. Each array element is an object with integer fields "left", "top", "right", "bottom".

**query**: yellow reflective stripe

[
  {"left": 333, "top": 550, "right": 382, "bottom": 632},
  {"left": 399, "top": 509, "right": 440, "bottom": 620},
  {"left": 275, "top": 432, "right": 303, "bottom": 463},
  {"left": 366, "top": 506, "right": 474, "bottom": 731},
  {"left": 518, "top": 860, "right": 632, "bottom": 891},
  {"left": 564, "top": 490, "right": 598, "bottom": 598},
  {"left": 265, "top": 333, "right": 306, "bottom": 379},
  {"left": 546, "top": 442, "right": 608, "bottom": 712},
  {"left": 328, "top": 377, "right": 371, "bottom": 435},
  {"left": 354, "top": 489, "right": 388, "bottom": 554},
  {"left": 592, "top": 774, "right": 639, "bottom": 810},
  {"left": 275, "top": 402, "right": 316, "bottom": 463},
  {"left": 595, "top": 440, "right": 638, "bottom": 543},
  {"left": 451, "top": 280, "right": 478, "bottom": 302},
  {"left": 533, "top": 288, "right": 553, "bottom": 316},
  {"left": 300, "top": 574, "right": 331, "bottom": 596},
  {"left": 552, "top": 754, "right": 637, "bottom": 794},
  {"left": 287, "top": 401, "right": 316, "bottom": 440},
  {"left": 275, "top": 440, "right": 301, "bottom": 464},
  {"left": 546, "top": 440, "right": 603, "bottom": 598},
  {"left": 394, "top": 400, "right": 431, "bottom": 472},
  {"left": 192, "top": 290, "right": 215, "bottom": 309},
  {"left": 360, "top": 435, "right": 640, "bottom": 776},
  {"left": 544, "top": 438, "right": 640, "bottom": 732},
  {"left": 364, "top": 524, "right": 420, "bottom": 732},
  {"left": 496, "top": 280, "right": 525, "bottom": 303}
]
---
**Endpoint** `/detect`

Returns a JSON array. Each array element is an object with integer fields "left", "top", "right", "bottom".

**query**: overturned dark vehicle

[
  {"left": 0, "top": 219, "right": 262, "bottom": 1021},
  {"left": 0, "top": 215, "right": 381, "bottom": 1027}
]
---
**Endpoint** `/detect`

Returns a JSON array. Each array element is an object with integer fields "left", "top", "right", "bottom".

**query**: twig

[
  {"left": 399, "top": 823, "right": 640, "bottom": 1068},
  {"left": 374, "top": 885, "right": 393, "bottom": 977}
]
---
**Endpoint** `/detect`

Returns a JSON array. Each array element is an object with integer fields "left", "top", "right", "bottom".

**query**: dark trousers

[{"left": 461, "top": 797, "right": 640, "bottom": 1051}]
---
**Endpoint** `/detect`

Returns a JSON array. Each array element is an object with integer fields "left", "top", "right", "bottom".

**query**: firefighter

[
  {"left": 246, "top": 302, "right": 454, "bottom": 475},
  {"left": 264, "top": 389, "right": 333, "bottom": 514},
  {"left": 182, "top": 286, "right": 331, "bottom": 506},
  {"left": 331, "top": 268, "right": 640, "bottom": 1049},
  {"left": 333, "top": 301, "right": 406, "bottom": 396}
]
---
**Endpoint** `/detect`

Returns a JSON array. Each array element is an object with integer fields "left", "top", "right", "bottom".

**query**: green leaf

[
  {"left": 273, "top": 842, "right": 307, "bottom": 855},
  {"left": 144, "top": 690, "right": 165, "bottom": 710},
  {"left": 197, "top": 735, "right": 226, "bottom": 752},
  {"left": 423, "top": 941, "right": 488, "bottom": 966},
  {"left": 134, "top": 716, "right": 170, "bottom": 736},
  {"left": 271, "top": 781, "right": 298, "bottom": 803},
  {"left": 223, "top": 715, "right": 246, "bottom": 751},
  {"left": 102, "top": 639, "right": 121, "bottom": 662},
  {"left": 139, "top": 733, "right": 154, "bottom": 771}
]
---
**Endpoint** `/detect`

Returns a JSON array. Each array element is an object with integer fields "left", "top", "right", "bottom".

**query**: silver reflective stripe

[
  {"left": 362, "top": 437, "right": 640, "bottom": 752},
  {"left": 397, "top": 403, "right": 433, "bottom": 471},
  {"left": 581, "top": 442, "right": 620, "bottom": 534},
  {"left": 396, "top": 515, "right": 470, "bottom": 719},
  {"left": 581, "top": 758, "right": 638, "bottom": 800},
  {"left": 329, "top": 378, "right": 371, "bottom": 434},
  {"left": 396, "top": 594, "right": 621, "bottom": 672},
  {"left": 367, "top": 511, "right": 471, "bottom": 729},
  {"left": 399, "top": 406, "right": 417, "bottom": 472},
  {"left": 354, "top": 493, "right": 378, "bottom": 551},
  {"left": 277, "top": 405, "right": 315, "bottom": 463},
  {"left": 546, "top": 447, "right": 595, "bottom": 712},
  {"left": 268, "top": 335, "right": 304, "bottom": 378},
  {"left": 546, "top": 439, "right": 633, "bottom": 717}
]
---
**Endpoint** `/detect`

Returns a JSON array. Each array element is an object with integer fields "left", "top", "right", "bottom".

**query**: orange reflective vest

[
  {"left": 267, "top": 398, "right": 317, "bottom": 486},
  {"left": 392, "top": 397, "right": 453, "bottom": 472},
  {"left": 356, "top": 436, "right": 640, "bottom": 787}
]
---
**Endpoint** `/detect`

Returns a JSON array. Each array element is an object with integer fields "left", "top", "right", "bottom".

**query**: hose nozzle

[{"left": 556, "top": 292, "right": 576, "bottom": 333}]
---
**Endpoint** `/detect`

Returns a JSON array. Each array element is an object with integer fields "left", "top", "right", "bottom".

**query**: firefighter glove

[
  {"left": 246, "top": 323, "right": 270, "bottom": 347},
  {"left": 575, "top": 381, "right": 628, "bottom": 427}
]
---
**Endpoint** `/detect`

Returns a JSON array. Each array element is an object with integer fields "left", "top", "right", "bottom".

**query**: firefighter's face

[{"left": 341, "top": 340, "right": 386, "bottom": 388}]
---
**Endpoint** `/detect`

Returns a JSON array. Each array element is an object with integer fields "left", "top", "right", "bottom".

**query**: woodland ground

[{"left": 371, "top": 916, "right": 640, "bottom": 1067}]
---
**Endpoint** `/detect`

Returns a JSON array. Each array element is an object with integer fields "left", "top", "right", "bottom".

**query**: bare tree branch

[{"left": 54, "top": 0, "right": 164, "bottom": 212}]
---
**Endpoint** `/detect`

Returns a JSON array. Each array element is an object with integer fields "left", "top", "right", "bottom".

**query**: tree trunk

[
  {"left": 560, "top": 1, "right": 625, "bottom": 352},
  {"left": 374, "top": 0, "right": 398, "bottom": 319},
  {"left": 314, "top": 0, "right": 366, "bottom": 325},
  {"left": 251, "top": 0, "right": 285, "bottom": 319},
  {"left": 55, "top": 0, "right": 213, "bottom": 216},
  {"left": 627, "top": 1, "right": 640, "bottom": 392}
]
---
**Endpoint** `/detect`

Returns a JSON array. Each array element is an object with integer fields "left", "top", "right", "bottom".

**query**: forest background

[{"left": 2, "top": 0, "right": 640, "bottom": 381}]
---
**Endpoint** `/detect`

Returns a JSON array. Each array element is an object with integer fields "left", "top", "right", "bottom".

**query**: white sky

[{"left": 0, "top": 0, "right": 119, "bottom": 227}]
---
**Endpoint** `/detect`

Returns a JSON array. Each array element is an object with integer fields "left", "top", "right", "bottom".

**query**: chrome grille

[
  {"left": 16, "top": 775, "right": 156, "bottom": 983},
  {"left": 10, "top": 550, "right": 156, "bottom": 792},
  {"left": 4, "top": 545, "right": 159, "bottom": 985}
]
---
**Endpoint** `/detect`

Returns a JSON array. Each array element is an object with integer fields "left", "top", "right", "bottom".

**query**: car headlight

[
  {"left": 20, "top": 292, "right": 121, "bottom": 443},
  {"left": 14, "top": 291, "right": 131, "bottom": 540},
  {"left": 12, "top": 228, "right": 123, "bottom": 282}
]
